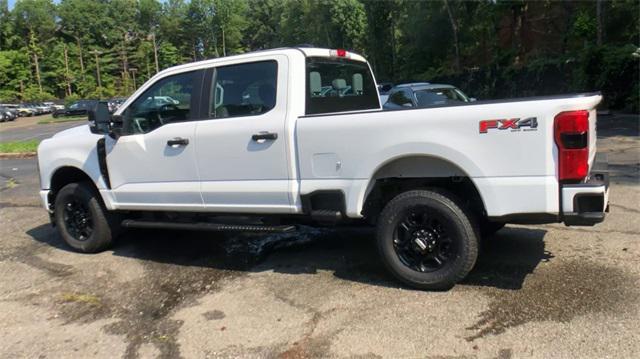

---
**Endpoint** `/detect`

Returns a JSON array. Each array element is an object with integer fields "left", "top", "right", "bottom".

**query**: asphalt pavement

[
  {"left": 0, "top": 113, "right": 638, "bottom": 358},
  {"left": 0, "top": 115, "right": 86, "bottom": 142}
]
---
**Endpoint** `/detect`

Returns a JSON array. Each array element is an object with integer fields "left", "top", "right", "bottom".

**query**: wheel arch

[
  {"left": 360, "top": 155, "right": 488, "bottom": 222},
  {"left": 48, "top": 166, "right": 100, "bottom": 207}
]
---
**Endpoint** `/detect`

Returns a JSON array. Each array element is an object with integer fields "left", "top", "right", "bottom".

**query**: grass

[
  {"left": 37, "top": 114, "right": 87, "bottom": 124},
  {"left": 0, "top": 139, "right": 39, "bottom": 153},
  {"left": 5, "top": 178, "right": 17, "bottom": 189},
  {"left": 61, "top": 292, "right": 101, "bottom": 306}
]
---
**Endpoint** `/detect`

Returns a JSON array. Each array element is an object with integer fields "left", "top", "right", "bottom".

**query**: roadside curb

[{"left": 0, "top": 152, "right": 36, "bottom": 159}]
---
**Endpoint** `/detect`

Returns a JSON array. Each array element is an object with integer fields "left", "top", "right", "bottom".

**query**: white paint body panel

[
  {"left": 195, "top": 55, "right": 294, "bottom": 213},
  {"left": 105, "top": 121, "right": 202, "bottom": 210},
  {"left": 295, "top": 95, "right": 601, "bottom": 217},
  {"left": 37, "top": 47, "right": 603, "bottom": 221}
]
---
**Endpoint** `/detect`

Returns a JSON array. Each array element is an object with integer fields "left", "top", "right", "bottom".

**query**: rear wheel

[
  {"left": 376, "top": 189, "right": 479, "bottom": 290},
  {"left": 54, "top": 182, "right": 118, "bottom": 253}
]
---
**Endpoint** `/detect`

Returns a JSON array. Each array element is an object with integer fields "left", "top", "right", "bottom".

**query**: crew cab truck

[{"left": 37, "top": 47, "right": 609, "bottom": 290}]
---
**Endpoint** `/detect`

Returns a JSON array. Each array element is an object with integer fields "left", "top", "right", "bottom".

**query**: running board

[
  {"left": 121, "top": 219, "right": 296, "bottom": 233},
  {"left": 310, "top": 210, "right": 342, "bottom": 223}
]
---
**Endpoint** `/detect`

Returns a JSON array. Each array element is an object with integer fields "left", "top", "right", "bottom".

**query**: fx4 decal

[{"left": 479, "top": 117, "right": 538, "bottom": 133}]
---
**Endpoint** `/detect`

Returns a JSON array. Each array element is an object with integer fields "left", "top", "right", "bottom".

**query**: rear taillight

[{"left": 554, "top": 110, "right": 589, "bottom": 181}]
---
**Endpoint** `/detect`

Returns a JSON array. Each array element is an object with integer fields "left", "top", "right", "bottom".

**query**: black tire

[
  {"left": 376, "top": 189, "right": 479, "bottom": 290},
  {"left": 54, "top": 182, "right": 118, "bottom": 253}
]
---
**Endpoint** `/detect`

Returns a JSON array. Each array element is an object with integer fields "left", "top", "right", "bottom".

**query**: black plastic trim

[
  {"left": 487, "top": 213, "right": 561, "bottom": 224},
  {"left": 96, "top": 138, "right": 111, "bottom": 189},
  {"left": 121, "top": 219, "right": 296, "bottom": 233},
  {"left": 189, "top": 69, "right": 207, "bottom": 121},
  {"left": 300, "top": 190, "right": 346, "bottom": 215},
  {"left": 573, "top": 193, "right": 605, "bottom": 213}
]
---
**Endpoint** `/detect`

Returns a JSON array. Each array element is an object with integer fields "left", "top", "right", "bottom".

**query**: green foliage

[
  {"left": 0, "top": 140, "right": 40, "bottom": 153},
  {"left": 0, "top": 0, "right": 637, "bottom": 112},
  {"left": 64, "top": 93, "right": 81, "bottom": 106},
  {"left": 573, "top": 10, "right": 597, "bottom": 40}
]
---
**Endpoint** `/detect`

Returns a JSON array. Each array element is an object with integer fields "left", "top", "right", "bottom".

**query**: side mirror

[
  {"left": 469, "top": 97, "right": 477, "bottom": 102},
  {"left": 88, "top": 101, "right": 111, "bottom": 134},
  {"left": 108, "top": 114, "right": 124, "bottom": 139}
]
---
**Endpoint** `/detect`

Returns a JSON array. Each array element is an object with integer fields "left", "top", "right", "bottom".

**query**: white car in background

[{"left": 383, "top": 82, "right": 476, "bottom": 110}]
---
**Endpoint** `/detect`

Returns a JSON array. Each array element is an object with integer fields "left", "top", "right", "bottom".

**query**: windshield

[{"left": 414, "top": 88, "right": 469, "bottom": 106}]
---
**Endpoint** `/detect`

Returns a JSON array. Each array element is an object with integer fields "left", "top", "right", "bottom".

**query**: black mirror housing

[
  {"left": 88, "top": 101, "right": 111, "bottom": 134},
  {"left": 108, "top": 114, "right": 124, "bottom": 139}
]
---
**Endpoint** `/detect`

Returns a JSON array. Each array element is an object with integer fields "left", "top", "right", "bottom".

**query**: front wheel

[
  {"left": 376, "top": 190, "right": 479, "bottom": 290},
  {"left": 54, "top": 182, "right": 118, "bottom": 253}
]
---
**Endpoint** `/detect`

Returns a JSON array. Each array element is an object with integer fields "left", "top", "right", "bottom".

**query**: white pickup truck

[{"left": 37, "top": 47, "right": 609, "bottom": 289}]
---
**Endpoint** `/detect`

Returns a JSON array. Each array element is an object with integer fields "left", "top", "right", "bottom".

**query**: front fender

[{"left": 37, "top": 127, "right": 106, "bottom": 190}]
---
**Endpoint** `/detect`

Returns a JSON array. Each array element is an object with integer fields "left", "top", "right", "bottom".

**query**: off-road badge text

[{"left": 479, "top": 117, "right": 538, "bottom": 133}]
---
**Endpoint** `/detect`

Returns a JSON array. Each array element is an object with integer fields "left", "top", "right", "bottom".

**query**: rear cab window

[{"left": 305, "top": 57, "right": 379, "bottom": 115}]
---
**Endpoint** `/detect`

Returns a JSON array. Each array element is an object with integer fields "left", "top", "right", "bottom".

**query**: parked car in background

[
  {"left": 53, "top": 100, "right": 98, "bottom": 118},
  {"left": 15, "top": 104, "right": 35, "bottom": 116},
  {"left": 5, "top": 104, "right": 25, "bottom": 117},
  {"left": 25, "top": 103, "right": 46, "bottom": 115},
  {"left": 44, "top": 101, "right": 65, "bottom": 111},
  {"left": 0, "top": 106, "right": 17, "bottom": 121},
  {"left": 35, "top": 103, "right": 52, "bottom": 114},
  {"left": 1, "top": 104, "right": 34, "bottom": 117},
  {"left": 383, "top": 83, "right": 475, "bottom": 110}
]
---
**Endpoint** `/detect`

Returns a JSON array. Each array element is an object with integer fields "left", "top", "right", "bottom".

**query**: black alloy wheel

[
  {"left": 62, "top": 199, "right": 93, "bottom": 241},
  {"left": 393, "top": 206, "right": 456, "bottom": 273}
]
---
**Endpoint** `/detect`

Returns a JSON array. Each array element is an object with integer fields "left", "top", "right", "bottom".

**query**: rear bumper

[{"left": 561, "top": 153, "right": 610, "bottom": 226}]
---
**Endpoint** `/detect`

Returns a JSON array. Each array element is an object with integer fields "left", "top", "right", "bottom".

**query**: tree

[
  {"left": 12, "top": 0, "right": 56, "bottom": 94},
  {"left": 0, "top": 0, "right": 636, "bottom": 111},
  {"left": 244, "top": 0, "right": 285, "bottom": 50},
  {"left": 443, "top": 0, "right": 460, "bottom": 72},
  {"left": 0, "top": 50, "right": 31, "bottom": 100}
]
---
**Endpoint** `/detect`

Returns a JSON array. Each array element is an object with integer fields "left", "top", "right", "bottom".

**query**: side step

[
  {"left": 310, "top": 210, "right": 342, "bottom": 223},
  {"left": 121, "top": 219, "right": 297, "bottom": 233}
]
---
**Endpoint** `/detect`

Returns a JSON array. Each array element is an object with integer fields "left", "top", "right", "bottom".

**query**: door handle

[
  {"left": 251, "top": 132, "right": 278, "bottom": 141},
  {"left": 167, "top": 137, "right": 189, "bottom": 147}
]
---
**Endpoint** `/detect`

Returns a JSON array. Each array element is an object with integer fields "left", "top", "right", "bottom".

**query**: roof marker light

[{"left": 330, "top": 49, "right": 349, "bottom": 58}]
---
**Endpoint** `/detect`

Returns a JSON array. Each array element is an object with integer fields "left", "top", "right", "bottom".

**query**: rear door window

[
  {"left": 305, "top": 57, "right": 379, "bottom": 115},
  {"left": 209, "top": 60, "right": 278, "bottom": 119}
]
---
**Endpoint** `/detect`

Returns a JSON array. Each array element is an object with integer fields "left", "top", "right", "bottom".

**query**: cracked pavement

[{"left": 0, "top": 114, "right": 638, "bottom": 358}]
